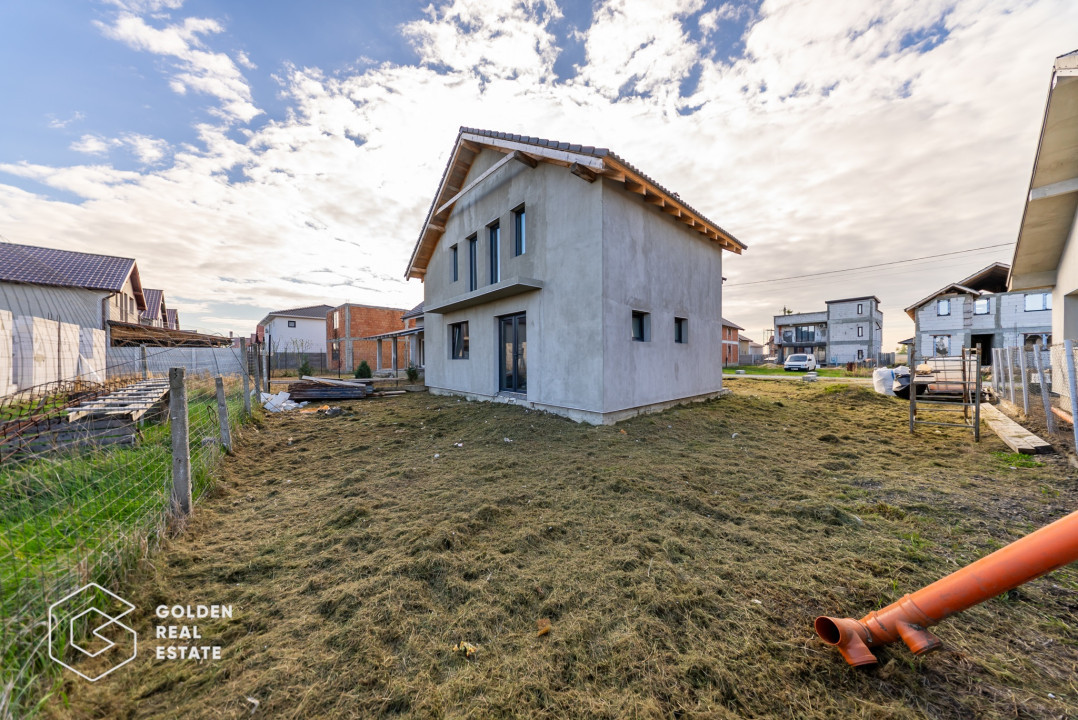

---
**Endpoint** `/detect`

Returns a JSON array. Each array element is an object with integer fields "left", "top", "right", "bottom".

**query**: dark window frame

[
  {"left": 451, "top": 244, "right": 458, "bottom": 282},
  {"left": 467, "top": 235, "right": 478, "bottom": 291},
  {"left": 937, "top": 298, "right": 950, "bottom": 316},
  {"left": 513, "top": 204, "right": 526, "bottom": 256},
  {"left": 674, "top": 316, "right": 688, "bottom": 344},
  {"left": 287, "top": 320, "right": 297, "bottom": 328},
  {"left": 631, "top": 311, "right": 651, "bottom": 342},
  {"left": 856, "top": 303, "right": 863, "bottom": 315},
  {"left": 856, "top": 325, "right": 863, "bottom": 338},
  {"left": 973, "top": 297, "right": 990, "bottom": 315},
  {"left": 450, "top": 321, "right": 469, "bottom": 359},
  {"left": 489, "top": 221, "right": 500, "bottom": 284}
]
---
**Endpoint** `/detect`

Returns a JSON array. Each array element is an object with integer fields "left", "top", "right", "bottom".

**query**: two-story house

[
  {"left": 257, "top": 304, "right": 334, "bottom": 355},
  {"left": 404, "top": 128, "right": 746, "bottom": 424},
  {"left": 774, "top": 297, "right": 883, "bottom": 365},
  {"left": 721, "top": 318, "right": 743, "bottom": 366},
  {"left": 904, "top": 263, "right": 1051, "bottom": 359}
]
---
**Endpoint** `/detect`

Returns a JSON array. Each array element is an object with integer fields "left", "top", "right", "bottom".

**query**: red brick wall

[{"left": 326, "top": 304, "right": 409, "bottom": 371}]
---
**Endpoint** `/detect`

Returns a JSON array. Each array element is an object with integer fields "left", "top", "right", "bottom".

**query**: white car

[{"left": 784, "top": 354, "right": 818, "bottom": 371}]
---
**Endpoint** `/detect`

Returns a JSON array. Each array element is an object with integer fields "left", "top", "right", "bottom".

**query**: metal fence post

[
  {"left": 1065, "top": 340, "right": 1078, "bottom": 450},
  {"left": 1018, "top": 347, "right": 1030, "bottom": 415},
  {"left": 214, "top": 376, "right": 232, "bottom": 453},
  {"left": 1033, "top": 341, "right": 1055, "bottom": 434},
  {"left": 1005, "top": 346, "right": 1016, "bottom": 405},
  {"left": 169, "top": 367, "right": 192, "bottom": 516},
  {"left": 253, "top": 342, "right": 263, "bottom": 401},
  {"left": 239, "top": 338, "right": 251, "bottom": 417}
]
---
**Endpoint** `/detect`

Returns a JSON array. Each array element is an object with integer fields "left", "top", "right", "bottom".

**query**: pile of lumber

[{"left": 286, "top": 376, "right": 372, "bottom": 401}]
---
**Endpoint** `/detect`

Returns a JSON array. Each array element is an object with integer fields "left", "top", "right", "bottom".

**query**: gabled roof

[
  {"left": 904, "top": 262, "right": 1010, "bottom": 318},
  {"left": 261, "top": 304, "right": 335, "bottom": 322},
  {"left": 737, "top": 334, "right": 757, "bottom": 343},
  {"left": 0, "top": 241, "right": 144, "bottom": 308},
  {"left": 165, "top": 308, "right": 179, "bottom": 330},
  {"left": 405, "top": 127, "right": 746, "bottom": 279},
  {"left": 1009, "top": 49, "right": 1078, "bottom": 291},
  {"left": 402, "top": 301, "right": 424, "bottom": 320},
  {"left": 721, "top": 317, "right": 744, "bottom": 330},
  {"left": 141, "top": 288, "right": 165, "bottom": 322}
]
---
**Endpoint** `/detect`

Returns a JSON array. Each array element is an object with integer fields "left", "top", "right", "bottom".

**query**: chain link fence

[
  {"left": 990, "top": 341, "right": 1077, "bottom": 453},
  {"left": 0, "top": 362, "right": 253, "bottom": 718}
]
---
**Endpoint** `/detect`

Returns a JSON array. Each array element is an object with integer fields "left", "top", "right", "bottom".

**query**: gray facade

[
  {"left": 774, "top": 297, "right": 882, "bottom": 365},
  {"left": 408, "top": 130, "right": 744, "bottom": 424}
]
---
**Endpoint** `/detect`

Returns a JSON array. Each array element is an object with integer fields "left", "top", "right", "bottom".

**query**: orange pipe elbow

[{"left": 816, "top": 509, "right": 1078, "bottom": 666}]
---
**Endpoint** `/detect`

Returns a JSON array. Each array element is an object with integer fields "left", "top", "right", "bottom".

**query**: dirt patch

[{"left": 48, "top": 381, "right": 1078, "bottom": 719}]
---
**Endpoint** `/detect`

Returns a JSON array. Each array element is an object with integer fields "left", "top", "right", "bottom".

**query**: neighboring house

[
  {"left": 739, "top": 334, "right": 763, "bottom": 363},
  {"left": 325, "top": 303, "right": 410, "bottom": 372},
  {"left": 404, "top": 127, "right": 746, "bottom": 424},
  {"left": 402, "top": 302, "right": 425, "bottom": 368},
  {"left": 904, "top": 263, "right": 1051, "bottom": 359},
  {"left": 257, "top": 304, "right": 334, "bottom": 355},
  {"left": 165, "top": 307, "right": 180, "bottom": 330},
  {"left": 721, "top": 318, "right": 742, "bottom": 366},
  {"left": 140, "top": 288, "right": 168, "bottom": 327},
  {"left": 0, "top": 241, "right": 146, "bottom": 329},
  {"left": 773, "top": 296, "right": 883, "bottom": 365},
  {"left": 1008, "top": 49, "right": 1078, "bottom": 411}
]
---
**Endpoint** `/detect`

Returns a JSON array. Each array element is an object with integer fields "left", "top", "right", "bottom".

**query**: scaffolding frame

[{"left": 908, "top": 346, "right": 982, "bottom": 441}]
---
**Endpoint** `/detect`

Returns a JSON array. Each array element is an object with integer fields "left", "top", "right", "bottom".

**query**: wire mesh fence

[
  {"left": 0, "top": 365, "right": 253, "bottom": 718},
  {"left": 990, "top": 341, "right": 1077, "bottom": 452}
]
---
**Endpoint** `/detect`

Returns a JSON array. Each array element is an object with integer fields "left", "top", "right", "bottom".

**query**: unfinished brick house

[{"left": 326, "top": 303, "right": 411, "bottom": 373}]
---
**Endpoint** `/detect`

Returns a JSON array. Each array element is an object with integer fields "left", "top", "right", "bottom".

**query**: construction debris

[{"left": 287, "top": 376, "right": 371, "bottom": 401}]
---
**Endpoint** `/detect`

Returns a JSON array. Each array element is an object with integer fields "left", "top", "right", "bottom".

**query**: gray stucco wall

[{"left": 600, "top": 179, "right": 724, "bottom": 413}]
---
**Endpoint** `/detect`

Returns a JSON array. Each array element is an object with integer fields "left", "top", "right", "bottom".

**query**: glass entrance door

[{"left": 499, "top": 313, "right": 527, "bottom": 393}]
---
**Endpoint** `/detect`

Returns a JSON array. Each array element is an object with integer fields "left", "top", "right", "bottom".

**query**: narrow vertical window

[
  {"left": 468, "top": 235, "right": 478, "bottom": 291},
  {"left": 451, "top": 244, "right": 458, "bottom": 282},
  {"left": 674, "top": 317, "right": 687, "bottom": 344},
  {"left": 489, "top": 221, "right": 500, "bottom": 284},
  {"left": 856, "top": 303, "right": 863, "bottom": 315},
  {"left": 856, "top": 326, "right": 863, "bottom": 338},
  {"left": 513, "top": 205, "right": 526, "bottom": 256}
]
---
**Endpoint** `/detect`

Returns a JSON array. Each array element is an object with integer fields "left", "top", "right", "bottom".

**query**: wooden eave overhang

[{"left": 405, "top": 129, "right": 746, "bottom": 279}]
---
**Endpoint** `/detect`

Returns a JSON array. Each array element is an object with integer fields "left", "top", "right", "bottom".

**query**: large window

[
  {"left": 794, "top": 325, "right": 815, "bottom": 343},
  {"left": 451, "top": 244, "right": 458, "bottom": 282},
  {"left": 937, "top": 298, "right": 950, "bottom": 316},
  {"left": 1024, "top": 292, "right": 1051, "bottom": 311},
  {"left": 974, "top": 297, "right": 990, "bottom": 315},
  {"left": 513, "top": 205, "right": 526, "bottom": 255},
  {"left": 468, "top": 235, "right": 478, "bottom": 291},
  {"left": 489, "top": 221, "right": 500, "bottom": 284},
  {"left": 450, "top": 322, "right": 469, "bottom": 359},
  {"left": 674, "top": 317, "right": 688, "bottom": 344},
  {"left": 631, "top": 311, "right": 651, "bottom": 342}
]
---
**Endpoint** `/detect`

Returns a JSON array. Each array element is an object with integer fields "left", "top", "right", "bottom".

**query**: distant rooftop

[{"left": 0, "top": 241, "right": 137, "bottom": 293}]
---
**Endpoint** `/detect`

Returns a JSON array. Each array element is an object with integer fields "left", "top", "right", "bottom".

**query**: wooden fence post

[
  {"left": 1018, "top": 346, "right": 1030, "bottom": 415},
  {"left": 215, "top": 376, "right": 232, "bottom": 453},
  {"left": 1005, "top": 346, "right": 1016, "bottom": 405},
  {"left": 141, "top": 345, "right": 148, "bottom": 380},
  {"left": 239, "top": 337, "right": 251, "bottom": 417},
  {"left": 1065, "top": 340, "right": 1078, "bottom": 451},
  {"left": 253, "top": 342, "right": 263, "bottom": 401},
  {"left": 1033, "top": 342, "right": 1055, "bottom": 434},
  {"left": 169, "top": 367, "right": 192, "bottom": 516}
]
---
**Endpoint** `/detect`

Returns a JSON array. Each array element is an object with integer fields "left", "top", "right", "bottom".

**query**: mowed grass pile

[{"left": 51, "top": 381, "right": 1078, "bottom": 719}]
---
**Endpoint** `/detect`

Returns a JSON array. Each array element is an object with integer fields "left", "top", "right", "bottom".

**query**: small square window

[
  {"left": 974, "top": 297, "right": 990, "bottom": 315},
  {"left": 674, "top": 317, "right": 688, "bottom": 344},
  {"left": 936, "top": 298, "right": 950, "bottom": 316},
  {"left": 631, "top": 311, "right": 651, "bottom": 342},
  {"left": 287, "top": 320, "right": 296, "bottom": 328},
  {"left": 450, "top": 321, "right": 469, "bottom": 359}
]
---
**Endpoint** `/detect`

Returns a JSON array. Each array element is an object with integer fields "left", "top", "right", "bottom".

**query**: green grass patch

[
  {"left": 723, "top": 365, "right": 848, "bottom": 377},
  {"left": 991, "top": 451, "right": 1045, "bottom": 468}
]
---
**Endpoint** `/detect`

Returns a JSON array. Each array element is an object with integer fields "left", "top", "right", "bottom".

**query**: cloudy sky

[{"left": 0, "top": 0, "right": 1074, "bottom": 349}]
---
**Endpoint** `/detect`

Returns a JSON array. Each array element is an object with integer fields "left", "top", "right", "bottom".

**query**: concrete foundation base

[{"left": 427, "top": 386, "right": 731, "bottom": 425}]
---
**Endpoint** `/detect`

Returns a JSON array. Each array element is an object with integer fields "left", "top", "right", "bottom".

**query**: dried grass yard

[{"left": 48, "top": 380, "right": 1078, "bottom": 719}]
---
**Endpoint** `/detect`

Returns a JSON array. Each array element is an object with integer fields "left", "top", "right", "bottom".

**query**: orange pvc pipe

[{"left": 815, "top": 509, "right": 1078, "bottom": 666}]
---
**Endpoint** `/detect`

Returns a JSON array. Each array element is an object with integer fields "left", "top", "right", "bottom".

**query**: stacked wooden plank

[
  {"left": 66, "top": 379, "right": 171, "bottom": 421},
  {"left": 286, "top": 376, "right": 372, "bottom": 401},
  {"left": 981, "top": 404, "right": 1053, "bottom": 455}
]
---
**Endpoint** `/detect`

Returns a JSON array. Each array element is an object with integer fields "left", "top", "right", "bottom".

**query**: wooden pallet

[{"left": 66, "top": 379, "right": 170, "bottom": 421}]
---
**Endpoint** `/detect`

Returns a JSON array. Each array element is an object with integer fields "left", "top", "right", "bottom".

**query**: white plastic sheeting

[
  {"left": 872, "top": 367, "right": 896, "bottom": 396},
  {"left": 78, "top": 327, "right": 106, "bottom": 383},
  {"left": 58, "top": 322, "right": 79, "bottom": 381},
  {"left": 12, "top": 316, "right": 59, "bottom": 390},
  {"left": 0, "top": 310, "right": 13, "bottom": 397}
]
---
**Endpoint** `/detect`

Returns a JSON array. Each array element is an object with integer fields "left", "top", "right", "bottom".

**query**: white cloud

[
  {"left": 95, "top": 12, "right": 261, "bottom": 123},
  {"left": 2, "top": 0, "right": 1076, "bottom": 347},
  {"left": 47, "top": 111, "right": 86, "bottom": 129},
  {"left": 69, "top": 132, "right": 170, "bottom": 165},
  {"left": 70, "top": 134, "right": 118, "bottom": 156}
]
